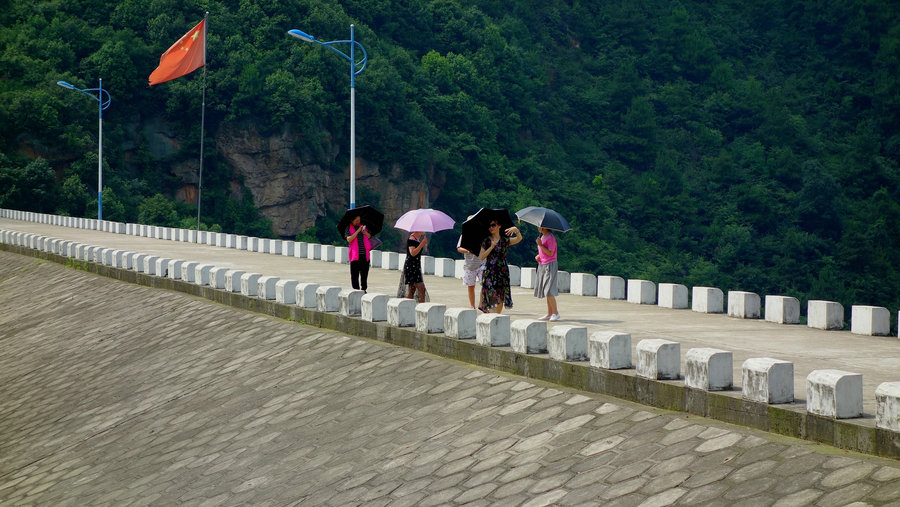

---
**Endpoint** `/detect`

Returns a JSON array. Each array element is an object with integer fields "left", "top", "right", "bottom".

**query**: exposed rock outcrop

[{"left": 214, "top": 122, "right": 444, "bottom": 237}]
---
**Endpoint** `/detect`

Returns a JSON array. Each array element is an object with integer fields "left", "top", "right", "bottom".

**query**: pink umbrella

[{"left": 394, "top": 208, "right": 456, "bottom": 232}]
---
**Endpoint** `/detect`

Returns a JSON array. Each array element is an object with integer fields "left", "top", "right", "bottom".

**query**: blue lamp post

[
  {"left": 288, "top": 25, "right": 368, "bottom": 209},
  {"left": 57, "top": 79, "right": 112, "bottom": 220}
]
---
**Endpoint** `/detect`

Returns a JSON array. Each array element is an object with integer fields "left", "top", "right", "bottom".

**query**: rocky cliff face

[
  {"left": 214, "top": 122, "right": 444, "bottom": 237},
  {"left": 143, "top": 118, "right": 444, "bottom": 237}
]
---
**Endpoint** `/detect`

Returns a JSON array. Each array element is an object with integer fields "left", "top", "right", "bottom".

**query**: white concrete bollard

[
  {"left": 509, "top": 265, "right": 521, "bottom": 287},
  {"left": 636, "top": 339, "right": 681, "bottom": 380},
  {"left": 807, "top": 300, "right": 844, "bottom": 330},
  {"left": 322, "top": 245, "right": 335, "bottom": 262},
  {"left": 415, "top": 303, "right": 446, "bottom": 333},
  {"left": 132, "top": 253, "right": 147, "bottom": 272},
  {"left": 339, "top": 289, "right": 365, "bottom": 317},
  {"left": 627, "top": 279, "right": 657, "bottom": 305},
  {"left": 224, "top": 269, "right": 245, "bottom": 291},
  {"left": 240, "top": 273, "right": 263, "bottom": 296},
  {"left": 382, "top": 252, "right": 399, "bottom": 270},
  {"left": 296, "top": 283, "right": 319, "bottom": 308},
  {"left": 728, "top": 291, "right": 760, "bottom": 319},
  {"left": 181, "top": 261, "right": 199, "bottom": 282},
  {"left": 275, "top": 280, "right": 299, "bottom": 304},
  {"left": 434, "top": 258, "right": 455, "bottom": 277},
  {"left": 557, "top": 270, "right": 570, "bottom": 293},
  {"left": 370, "top": 250, "right": 383, "bottom": 268},
  {"left": 112, "top": 250, "right": 125, "bottom": 268},
  {"left": 548, "top": 325, "right": 588, "bottom": 361},
  {"left": 571, "top": 273, "right": 598, "bottom": 296},
  {"left": 454, "top": 259, "right": 465, "bottom": 279},
  {"left": 588, "top": 331, "right": 632, "bottom": 370},
  {"left": 156, "top": 257, "right": 174, "bottom": 277},
  {"left": 875, "top": 382, "right": 900, "bottom": 432},
  {"left": 444, "top": 308, "right": 477, "bottom": 339},
  {"left": 692, "top": 287, "right": 724, "bottom": 313},
  {"left": 510, "top": 319, "right": 548, "bottom": 354},
  {"left": 850, "top": 305, "right": 890, "bottom": 336},
  {"left": 362, "top": 293, "right": 389, "bottom": 322},
  {"left": 270, "top": 239, "right": 283, "bottom": 255},
  {"left": 658, "top": 283, "right": 688, "bottom": 309},
  {"left": 208, "top": 267, "right": 228, "bottom": 289},
  {"left": 421, "top": 255, "right": 435, "bottom": 275},
  {"left": 281, "top": 241, "right": 294, "bottom": 256},
  {"left": 476, "top": 313, "right": 510, "bottom": 347},
  {"left": 387, "top": 298, "right": 416, "bottom": 327},
  {"left": 334, "top": 246, "right": 349, "bottom": 265},
  {"left": 248, "top": 237, "right": 260, "bottom": 252},
  {"left": 143, "top": 256, "right": 160, "bottom": 275},
  {"left": 764, "top": 295, "right": 800, "bottom": 324},
  {"left": 685, "top": 348, "right": 733, "bottom": 391},
  {"left": 597, "top": 275, "right": 626, "bottom": 300},
  {"left": 520, "top": 267, "right": 537, "bottom": 289},
  {"left": 307, "top": 243, "right": 321, "bottom": 260},
  {"left": 315, "top": 286, "right": 342, "bottom": 312},
  {"left": 257, "top": 276, "right": 280, "bottom": 300},
  {"left": 194, "top": 264, "right": 214, "bottom": 286},
  {"left": 166, "top": 259, "right": 184, "bottom": 279},
  {"left": 806, "top": 369, "right": 863, "bottom": 419},
  {"left": 294, "top": 242, "right": 308, "bottom": 258},
  {"left": 741, "top": 358, "right": 794, "bottom": 404}
]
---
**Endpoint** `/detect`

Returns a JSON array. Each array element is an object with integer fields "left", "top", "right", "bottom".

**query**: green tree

[{"left": 138, "top": 194, "right": 178, "bottom": 226}]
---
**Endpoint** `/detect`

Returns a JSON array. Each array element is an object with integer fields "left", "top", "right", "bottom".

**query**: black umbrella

[
  {"left": 514, "top": 206, "right": 571, "bottom": 232},
  {"left": 459, "top": 208, "right": 515, "bottom": 253},
  {"left": 336, "top": 205, "right": 384, "bottom": 236}
]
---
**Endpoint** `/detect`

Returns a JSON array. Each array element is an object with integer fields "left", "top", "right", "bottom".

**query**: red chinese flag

[{"left": 149, "top": 19, "right": 206, "bottom": 86}]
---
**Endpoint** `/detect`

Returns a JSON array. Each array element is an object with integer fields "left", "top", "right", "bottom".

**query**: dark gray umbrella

[{"left": 514, "top": 206, "right": 571, "bottom": 232}]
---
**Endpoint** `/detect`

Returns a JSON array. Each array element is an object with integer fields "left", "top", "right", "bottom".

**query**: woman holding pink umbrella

[
  {"left": 394, "top": 208, "right": 455, "bottom": 303},
  {"left": 402, "top": 230, "right": 428, "bottom": 302}
]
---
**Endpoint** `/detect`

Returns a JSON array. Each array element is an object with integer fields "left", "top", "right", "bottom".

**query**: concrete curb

[{"left": 4, "top": 242, "right": 899, "bottom": 460}]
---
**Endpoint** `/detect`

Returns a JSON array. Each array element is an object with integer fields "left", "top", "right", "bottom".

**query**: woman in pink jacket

[{"left": 345, "top": 215, "right": 374, "bottom": 292}]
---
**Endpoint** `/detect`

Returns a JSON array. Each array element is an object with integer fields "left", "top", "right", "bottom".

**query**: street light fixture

[
  {"left": 288, "top": 25, "right": 368, "bottom": 209},
  {"left": 57, "top": 79, "right": 112, "bottom": 220}
]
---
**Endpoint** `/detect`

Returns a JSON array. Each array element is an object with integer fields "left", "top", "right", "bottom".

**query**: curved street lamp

[
  {"left": 288, "top": 25, "right": 368, "bottom": 209},
  {"left": 57, "top": 79, "right": 112, "bottom": 220}
]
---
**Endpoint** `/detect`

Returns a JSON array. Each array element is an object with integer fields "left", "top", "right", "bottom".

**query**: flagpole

[{"left": 197, "top": 12, "right": 208, "bottom": 231}]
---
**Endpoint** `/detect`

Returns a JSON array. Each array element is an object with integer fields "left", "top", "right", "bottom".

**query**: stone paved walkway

[{"left": 1, "top": 252, "right": 899, "bottom": 505}]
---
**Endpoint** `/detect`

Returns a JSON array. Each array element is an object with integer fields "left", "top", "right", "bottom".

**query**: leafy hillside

[{"left": 2, "top": 0, "right": 899, "bottom": 315}]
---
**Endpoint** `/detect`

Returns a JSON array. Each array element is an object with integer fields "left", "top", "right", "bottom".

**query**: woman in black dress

[{"left": 403, "top": 231, "right": 428, "bottom": 302}]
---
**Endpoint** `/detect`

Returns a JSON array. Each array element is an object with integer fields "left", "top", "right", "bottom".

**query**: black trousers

[{"left": 350, "top": 260, "right": 370, "bottom": 291}]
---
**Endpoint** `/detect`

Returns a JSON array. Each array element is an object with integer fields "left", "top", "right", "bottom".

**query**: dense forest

[{"left": 2, "top": 0, "right": 899, "bottom": 318}]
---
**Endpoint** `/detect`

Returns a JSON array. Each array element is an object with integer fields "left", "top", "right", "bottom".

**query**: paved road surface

[{"left": 1, "top": 251, "right": 899, "bottom": 505}]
